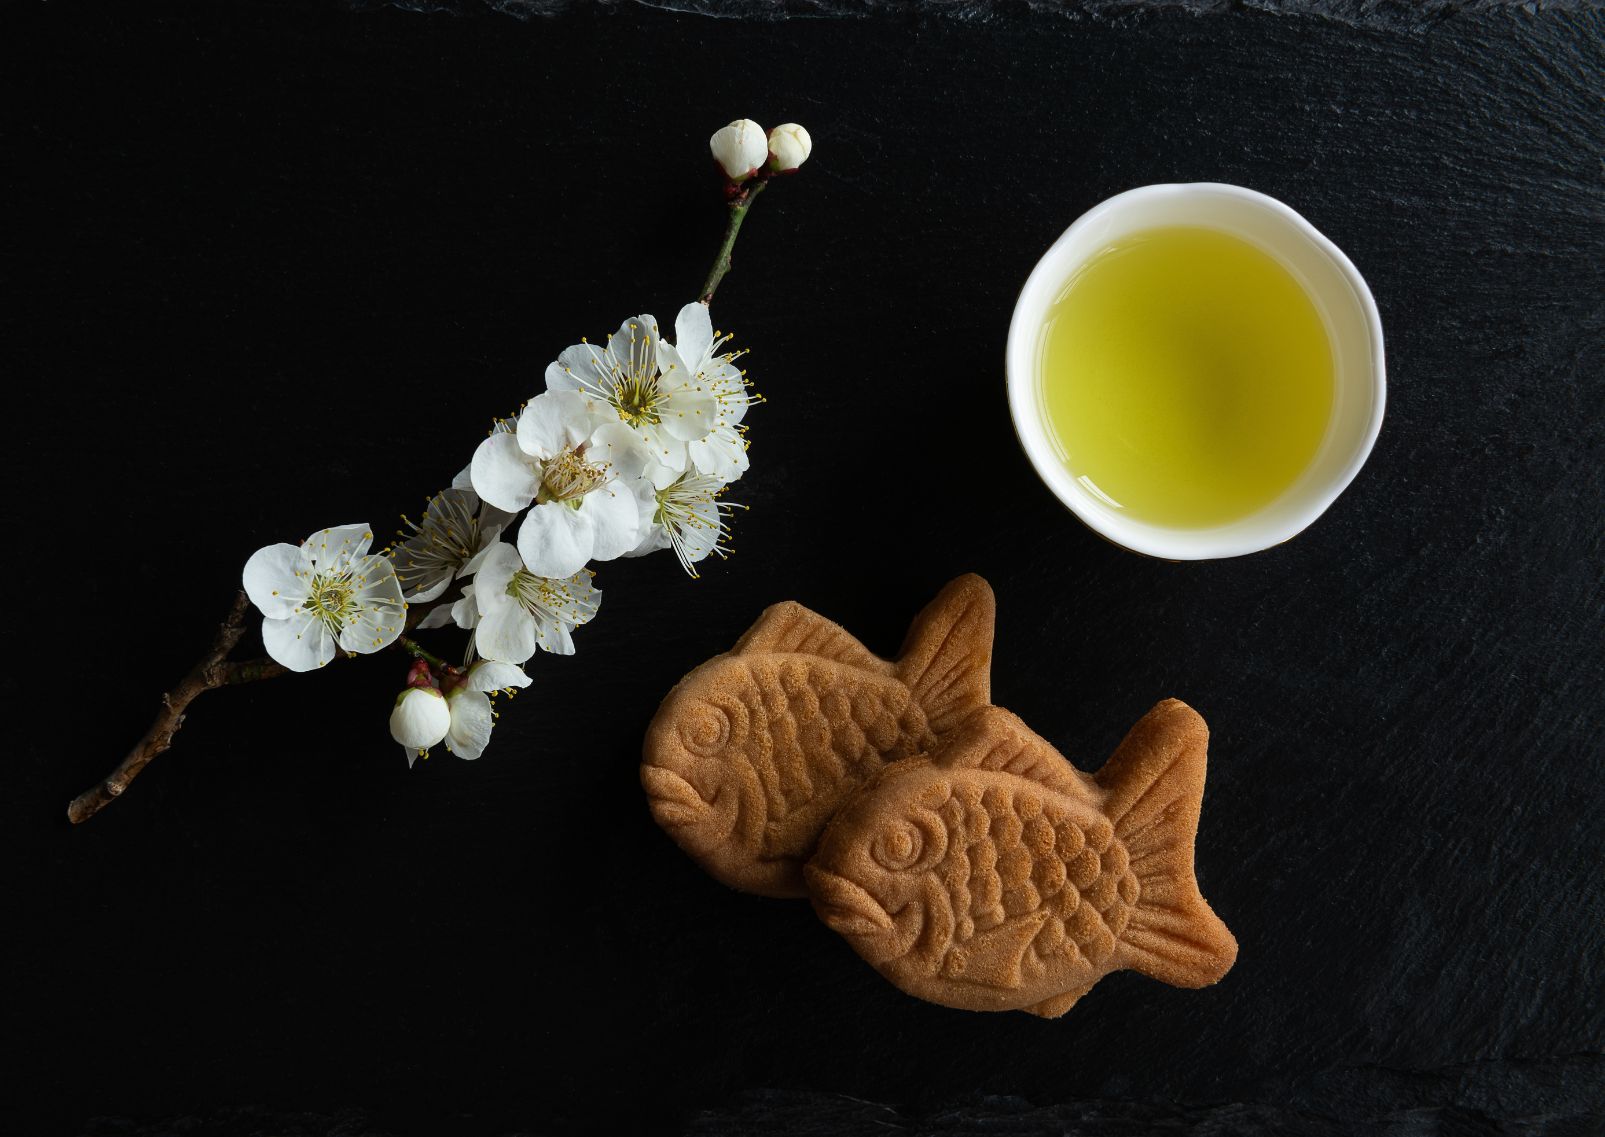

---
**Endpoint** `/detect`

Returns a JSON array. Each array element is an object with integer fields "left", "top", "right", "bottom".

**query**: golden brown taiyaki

[
  {"left": 642, "top": 575, "right": 995, "bottom": 898},
  {"left": 805, "top": 701, "right": 1237, "bottom": 1017}
]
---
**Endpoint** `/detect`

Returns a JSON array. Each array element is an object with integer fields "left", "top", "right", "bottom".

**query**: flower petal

[
  {"left": 628, "top": 425, "right": 687, "bottom": 472},
  {"left": 606, "top": 314, "right": 660, "bottom": 380},
  {"left": 353, "top": 554, "right": 405, "bottom": 604},
  {"left": 474, "top": 503, "right": 517, "bottom": 546},
  {"left": 659, "top": 388, "right": 719, "bottom": 441},
  {"left": 674, "top": 302, "right": 714, "bottom": 371},
  {"left": 471, "top": 543, "right": 521, "bottom": 614},
  {"left": 643, "top": 456, "right": 684, "bottom": 491},
  {"left": 396, "top": 570, "right": 449, "bottom": 605},
  {"left": 625, "top": 522, "right": 671, "bottom": 558},
  {"left": 262, "top": 611, "right": 337, "bottom": 672},
  {"left": 337, "top": 599, "right": 405, "bottom": 655},
  {"left": 450, "top": 589, "right": 480, "bottom": 630},
  {"left": 461, "top": 537, "right": 498, "bottom": 577},
  {"left": 707, "top": 360, "right": 751, "bottom": 426},
  {"left": 417, "top": 604, "right": 456, "bottom": 629},
  {"left": 540, "top": 621, "right": 576, "bottom": 656},
  {"left": 403, "top": 575, "right": 450, "bottom": 605},
  {"left": 470, "top": 432, "right": 542, "bottom": 513},
  {"left": 518, "top": 390, "right": 598, "bottom": 461},
  {"left": 476, "top": 605, "right": 537, "bottom": 664},
  {"left": 655, "top": 341, "right": 691, "bottom": 393},
  {"left": 545, "top": 342, "right": 601, "bottom": 394},
  {"left": 444, "top": 689, "right": 495, "bottom": 760},
  {"left": 580, "top": 480, "right": 645, "bottom": 562},
  {"left": 675, "top": 495, "right": 724, "bottom": 565},
  {"left": 464, "top": 659, "right": 531, "bottom": 693},
  {"left": 302, "top": 524, "right": 374, "bottom": 575},
  {"left": 587, "top": 421, "right": 652, "bottom": 481},
  {"left": 243, "top": 542, "right": 309, "bottom": 619},
  {"left": 517, "top": 500, "right": 594, "bottom": 580},
  {"left": 688, "top": 427, "right": 750, "bottom": 483}
]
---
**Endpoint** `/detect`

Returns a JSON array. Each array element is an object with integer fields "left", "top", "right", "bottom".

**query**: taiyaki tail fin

[
  {"left": 1098, "top": 699, "right": 1238, "bottom": 989},
  {"left": 894, "top": 574, "right": 995, "bottom": 736}
]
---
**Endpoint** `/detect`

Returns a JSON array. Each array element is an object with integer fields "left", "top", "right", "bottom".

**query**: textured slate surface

[{"left": 5, "top": 1, "right": 1602, "bottom": 1134}]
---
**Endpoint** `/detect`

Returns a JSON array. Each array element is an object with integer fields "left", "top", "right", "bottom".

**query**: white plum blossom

[
  {"left": 388, "top": 487, "right": 513, "bottom": 603},
  {"left": 516, "top": 475, "right": 651, "bottom": 581},
  {"left": 390, "top": 686, "right": 451, "bottom": 765},
  {"left": 442, "top": 660, "right": 532, "bottom": 760},
  {"left": 243, "top": 524, "right": 406, "bottom": 672},
  {"left": 657, "top": 301, "right": 754, "bottom": 482},
  {"left": 470, "top": 542, "right": 601, "bottom": 662},
  {"left": 632, "top": 469, "right": 743, "bottom": 578},
  {"left": 709, "top": 119, "right": 766, "bottom": 181},
  {"left": 545, "top": 315, "right": 721, "bottom": 472},
  {"left": 767, "top": 123, "right": 811, "bottom": 172},
  {"left": 471, "top": 389, "right": 653, "bottom": 579}
]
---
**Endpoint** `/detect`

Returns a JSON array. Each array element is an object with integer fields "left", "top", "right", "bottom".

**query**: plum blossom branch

[
  {"left": 66, "top": 584, "right": 470, "bottom": 823},
  {"left": 68, "top": 115, "right": 812, "bottom": 823},
  {"left": 66, "top": 591, "right": 286, "bottom": 824}
]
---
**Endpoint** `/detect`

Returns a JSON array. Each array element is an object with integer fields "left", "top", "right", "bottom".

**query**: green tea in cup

[{"left": 1036, "top": 225, "right": 1335, "bottom": 529}]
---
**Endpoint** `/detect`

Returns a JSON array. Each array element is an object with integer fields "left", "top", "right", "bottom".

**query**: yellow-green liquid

[{"left": 1037, "top": 226, "right": 1335, "bottom": 529}]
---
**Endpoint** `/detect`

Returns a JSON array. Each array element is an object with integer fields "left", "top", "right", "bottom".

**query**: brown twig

[{"left": 66, "top": 590, "right": 287, "bottom": 824}]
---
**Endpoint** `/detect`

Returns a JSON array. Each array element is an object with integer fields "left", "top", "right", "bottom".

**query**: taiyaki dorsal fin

[
  {"left": 895, "top": 574, "right": 995, "bottom": 735},
  {"left": 731, "top": 601, "right": 889, "bottom": 672},
  {"left": 933, "top": 706, "right": 1083, "bottom": 797}
]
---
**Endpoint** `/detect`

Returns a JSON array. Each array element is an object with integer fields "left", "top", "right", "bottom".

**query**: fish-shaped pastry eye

[
  {"left": 680, "top": 696, "right": 748, "bottom": 756},
  {"left": 870, "top": 811, "right": 947, "bottom": 873}
]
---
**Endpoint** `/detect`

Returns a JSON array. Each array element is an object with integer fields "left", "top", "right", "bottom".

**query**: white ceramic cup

[{"left": 1005, "top": 183, "right": 1386, "bottom": 560}]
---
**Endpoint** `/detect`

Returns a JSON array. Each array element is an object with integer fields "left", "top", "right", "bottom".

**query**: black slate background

[{"left": 4, "top": 2, "right": 1602, "bottom": 1135}]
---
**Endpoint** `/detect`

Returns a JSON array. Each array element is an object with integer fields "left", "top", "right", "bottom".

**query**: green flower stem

[
  {"left": 700, "top": 178, "right": 767, "bottom": 305},
  {"left": 397, "top": 635, "right": 458, "bottom": 675}
]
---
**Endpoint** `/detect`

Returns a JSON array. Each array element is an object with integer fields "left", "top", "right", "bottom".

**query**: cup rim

[{"left": 1004, "top": 182, "right": 1387, "bottom": 560}]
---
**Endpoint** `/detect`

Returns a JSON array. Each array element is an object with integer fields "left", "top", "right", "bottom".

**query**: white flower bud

[
  {"left": 766, "top": 123, "right": 811, "bottom": 173},
  {"left": 709, "top": 119, "right": 767, "bottom": 182},
  {"left": 390, "top": 686, "right": 451, "bottom": 756}
]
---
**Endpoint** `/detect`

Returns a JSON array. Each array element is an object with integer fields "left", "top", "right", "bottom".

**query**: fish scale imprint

[
  {"left": 751, "top": 661, "right": 925, "bottom": 821},
  {"left": 930, "top": 783, "right": 1143, "bottom": 968},
  {"left": 1048, "top": 813, "right": 1131, "bottom": 958}
]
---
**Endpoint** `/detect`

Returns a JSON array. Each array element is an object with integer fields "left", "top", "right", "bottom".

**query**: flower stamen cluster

[
  {"left": 537, "top": 447, "right": 610, "bottom": 506},
  {"left": 652, "top": 472, "right": 745, "bottom": 578}
]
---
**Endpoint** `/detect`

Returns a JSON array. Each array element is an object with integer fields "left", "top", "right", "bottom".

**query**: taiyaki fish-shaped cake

[
  {"left": 805, "top": 701, "right": 1238, "bottom": 1018},
  {"left": 642, "top": 575, "right": 995, "bottom": 898}
]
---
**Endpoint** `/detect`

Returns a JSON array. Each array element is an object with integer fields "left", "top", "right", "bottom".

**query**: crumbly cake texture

[
  {"left": 805, "top": 701, "right": 1238, "bottom": 1017},
  {"left": 641, "top": 575, "right": 996, "bottom": 898}
]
